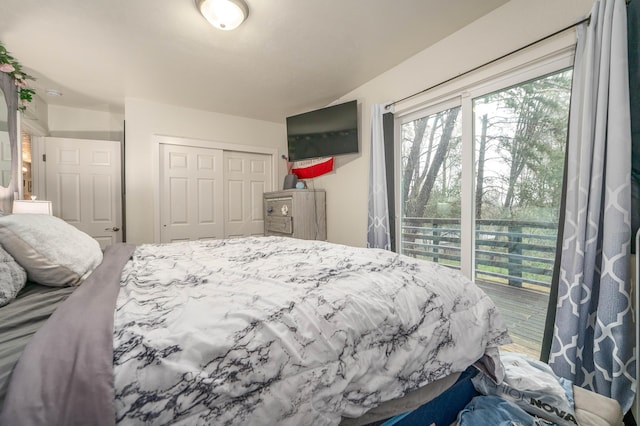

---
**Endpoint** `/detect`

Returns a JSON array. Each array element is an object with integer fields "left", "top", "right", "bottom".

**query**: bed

[{"left": 0, "top": 214, "right": 511, "bottom": 425}]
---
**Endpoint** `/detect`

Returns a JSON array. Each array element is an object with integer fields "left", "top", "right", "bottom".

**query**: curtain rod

[{"left": 385, "top": 16, "right": 591, "bottom": 110}]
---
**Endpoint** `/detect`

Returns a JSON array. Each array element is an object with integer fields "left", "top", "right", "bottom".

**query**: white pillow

[
  {"left": 0, "top": 215, "right": 103, "bottom": 287},
  {"left": 0, "top": 243, "right": 27, "bottom": 306}
]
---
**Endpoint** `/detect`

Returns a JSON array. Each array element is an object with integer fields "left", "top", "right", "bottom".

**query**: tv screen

[{"left": 286, "top": 100, "right": 358, "bottom": 161}]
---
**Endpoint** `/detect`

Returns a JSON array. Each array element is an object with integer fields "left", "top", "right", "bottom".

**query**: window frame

[{"left": 394, "top": 44, "right": 576, "bottom": 280}]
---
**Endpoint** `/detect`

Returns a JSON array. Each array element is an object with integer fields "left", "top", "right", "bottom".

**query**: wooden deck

[{"left": 476, "top": 280, "right": 550, "bottom": 359}]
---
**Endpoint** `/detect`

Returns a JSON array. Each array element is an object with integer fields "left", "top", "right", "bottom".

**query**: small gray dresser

[{"left": 263, "top": 189, "right": 326, "bottom": 240}]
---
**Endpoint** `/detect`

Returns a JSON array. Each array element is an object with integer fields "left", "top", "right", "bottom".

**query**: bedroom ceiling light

[
  {"left": 196, "top": 0, "right": 249, "bottom": 31},
  {"left": 45, "top": 89, "right": 63, "bottom": 97}
]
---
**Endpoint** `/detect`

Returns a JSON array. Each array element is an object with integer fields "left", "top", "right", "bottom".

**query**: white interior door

[
  {"left": 159, "top": 144, "right": 224, "bottom": 243},
  {"left": 223, "top": 151, "right": 272, "bottom": 238},
  {"left": 44, "top": 137, "right": 122, "bottom": 248}
]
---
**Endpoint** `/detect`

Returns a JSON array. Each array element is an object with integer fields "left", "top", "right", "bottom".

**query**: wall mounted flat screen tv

[{"left": 286, "top": 100, "right": 358, "bottom": 162}]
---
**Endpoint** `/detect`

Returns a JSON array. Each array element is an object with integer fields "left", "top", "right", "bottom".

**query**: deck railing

[{"left": 401, "top": 217, "right": 558, "bottom": 291}]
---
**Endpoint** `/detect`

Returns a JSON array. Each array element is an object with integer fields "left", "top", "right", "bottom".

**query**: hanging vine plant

[{"left": 0, "top": 41, "right": 36, "bottom": 112}]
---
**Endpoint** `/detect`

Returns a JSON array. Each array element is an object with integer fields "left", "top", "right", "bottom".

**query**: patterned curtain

[
  {"left": 367, "top": 104, "right": 392, "bottom": 250},
  {"left": 548, "top": 0, "right": 635, "bottom": 412},
  {"left": 0, "top": 71, "right": 19, "bottom": 214}
]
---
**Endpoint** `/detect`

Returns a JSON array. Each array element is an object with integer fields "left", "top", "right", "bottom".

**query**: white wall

[
  {"left": 48, "top": 105, "right": 124, "bottom": 141},
  {"left": 124, "top": 98, "right": 286, "bottom": 244},
  {"left": 312, "top": 0, "right": 594, "bottom": 248}
]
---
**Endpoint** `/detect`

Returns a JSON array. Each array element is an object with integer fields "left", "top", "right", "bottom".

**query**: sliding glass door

[
  {"left": 472, "top": 70, "right": 572, "bottom": 356},
  {"left": 400, "top": 104, "right": 462, "bottom": 267},
  {"left": 399, "top": 67, "right": 573, "bottom": 358}
]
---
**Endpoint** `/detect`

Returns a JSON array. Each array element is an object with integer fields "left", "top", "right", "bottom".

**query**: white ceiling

[{"left": 0, "top": 0, "right": 509, "bottom": 122}]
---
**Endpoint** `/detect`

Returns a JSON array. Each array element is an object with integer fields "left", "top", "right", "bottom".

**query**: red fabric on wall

[{"left": 291, "top": 157, "right": 334, "bottom": 179}]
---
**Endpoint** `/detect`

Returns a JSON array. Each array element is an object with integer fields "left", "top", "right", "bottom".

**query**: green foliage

[
  {"left": 401, "top": 69, "right": 571, "bottom": 226},
  {"left": 401, "top": 107, "right": 462, "bottom": 218},
  {"left": 0, "top": 41, "right": 36, "bottom": 112},
  {"left": 475, "top": 70, "right": 572, "bottom": 220}
]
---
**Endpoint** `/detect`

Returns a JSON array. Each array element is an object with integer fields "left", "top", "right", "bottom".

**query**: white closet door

[
  {"left": 223, "top": 151, "right": 272, "bottom": 238},
  {"left": 159, "top": 144, "right": 224, "bottom": 243},
  {"left": 44, "top": 137, "right": 122, "bottom": 248}
]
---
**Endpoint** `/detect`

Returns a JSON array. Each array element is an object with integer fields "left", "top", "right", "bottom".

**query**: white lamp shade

[
  {"left": 197, "top": 0, "right": 248, "bottom": 31},
  {"left": 12, "top": 200, "right": 53, "bottom": 215}
]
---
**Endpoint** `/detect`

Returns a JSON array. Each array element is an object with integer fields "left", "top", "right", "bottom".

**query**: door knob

[{"left": 105, "top": 226, "right": 120, "bottom": 232}]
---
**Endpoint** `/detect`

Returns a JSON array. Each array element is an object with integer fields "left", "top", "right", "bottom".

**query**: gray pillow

[
  {"left": 0, "top": 215, "right": 103, "bottom": 287},
  {"left": 0, "top": 244, "right": 27, "bottom": 307}
]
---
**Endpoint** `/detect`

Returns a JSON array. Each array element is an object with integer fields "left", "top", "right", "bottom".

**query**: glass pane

[
  {"left": 472, "top": 69, "right": 572, "bottom": 358},
  {"left": 400, "top": 106, "right": 462, "bottom": 268}
]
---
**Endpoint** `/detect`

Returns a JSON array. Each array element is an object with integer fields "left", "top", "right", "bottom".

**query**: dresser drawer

[
  {"left": 265, "top": 197, "right": 293, "bottom": 217},
  {"left": 265, "top": 216, "right": 293, "bottom": 235}
]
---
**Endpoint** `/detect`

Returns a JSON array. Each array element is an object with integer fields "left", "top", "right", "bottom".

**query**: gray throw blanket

[{"left": 0, "top": 243, "right": 135, "bottom": 426}]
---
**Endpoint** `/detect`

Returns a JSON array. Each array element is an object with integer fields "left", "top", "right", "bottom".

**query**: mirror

[
  {"left": 0, "top": 71, "right": 20, "bottom": 213},
  {"left": 0, "top": 83, "right": 10, "bottom": 188}
]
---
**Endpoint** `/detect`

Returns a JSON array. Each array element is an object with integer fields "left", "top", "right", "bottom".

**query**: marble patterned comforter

[{"left": 113, "top": 236, "right": 510, "bottom": 425}]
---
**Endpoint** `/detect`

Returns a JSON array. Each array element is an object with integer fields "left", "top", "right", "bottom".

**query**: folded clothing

[
  {"left": 457, "top": 395, "right": 555, "bottom": 425},
  {"left": 472, "top": 352, "right": 577, "bottom": 426}
]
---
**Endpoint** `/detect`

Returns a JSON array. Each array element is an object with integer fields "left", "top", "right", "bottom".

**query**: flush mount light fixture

[
  {"left": 196, "top": 0, "right": 249, "bottom": 31},
  {"left": 45, "top": 89, "right": 63, "bottom": 97}
]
